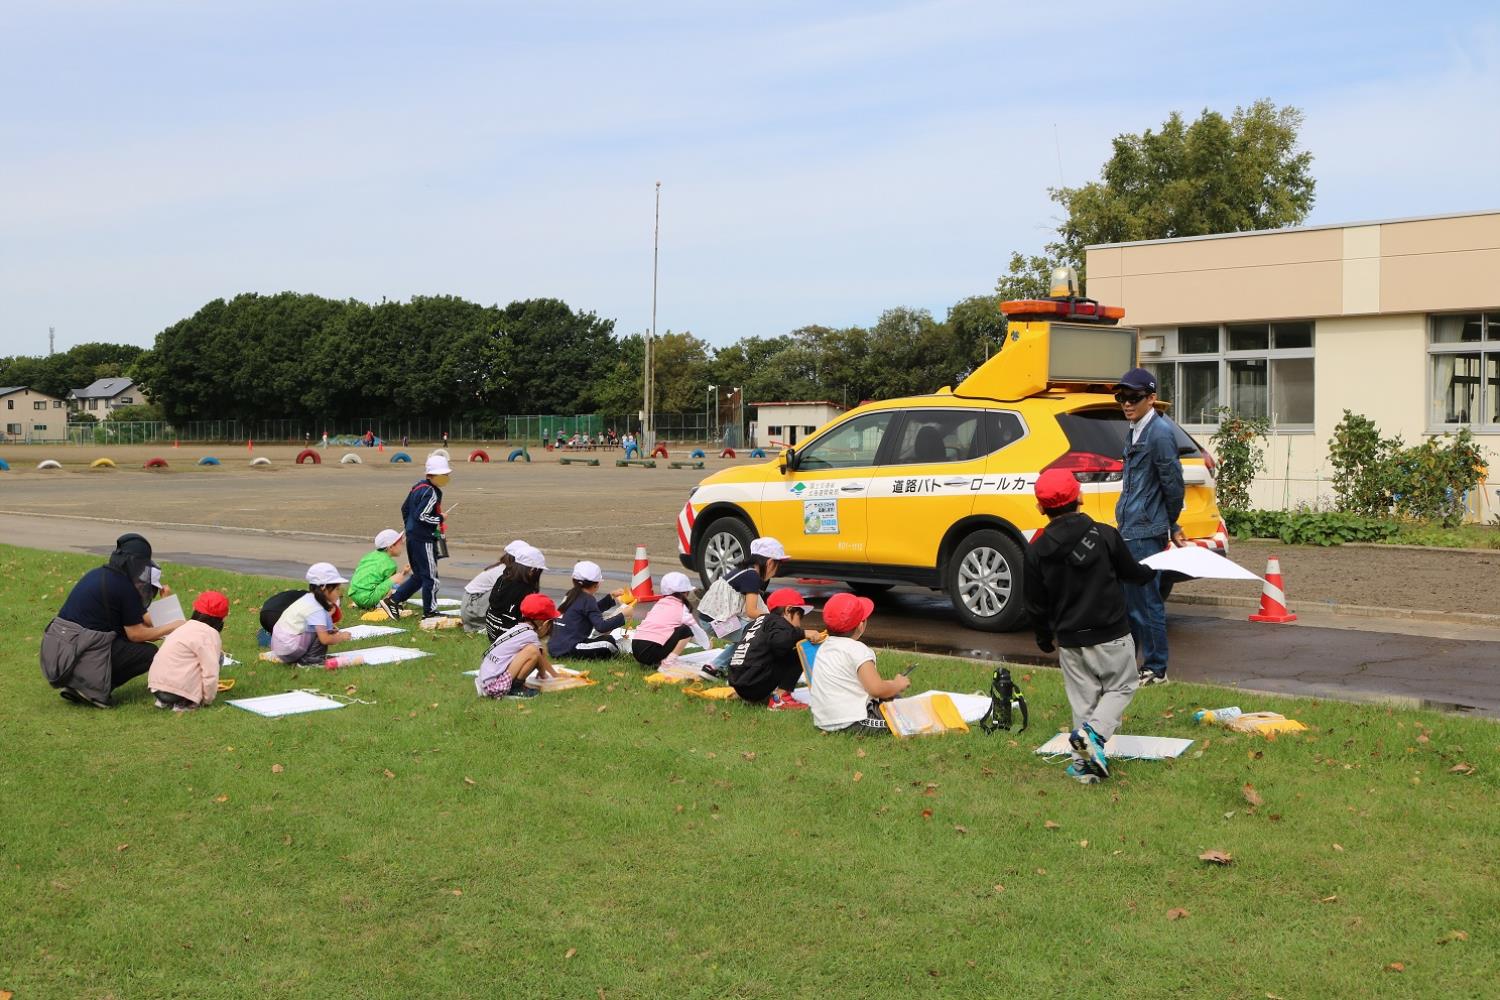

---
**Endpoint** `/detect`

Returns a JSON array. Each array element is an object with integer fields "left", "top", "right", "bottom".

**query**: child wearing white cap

[
  {"left": 460, "top": 539, "right": 527, "bottom": 633},
  {"left": 710, "top": 535, "right": 787, "bottom": 668},
  {"left": 348, "top": 529, "right": 410, "bottom": 611},
  {"left": 630, "top": 572, "right": 713, "bottom": 670},
  {"left": 484, "top": 543, "right": 547, "bottom": 640},
  {"left": 550, "top": 560, "right": 630, "bottom": 660},
  {"left": 270, "top": 563, "right": 354, "bottom": 665},
  {"left": 384, "top": 454, "right": 452, "bottom": 619}
]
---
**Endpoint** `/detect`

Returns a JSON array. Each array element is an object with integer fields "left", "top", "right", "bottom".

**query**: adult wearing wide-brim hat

[{"left": 40, "top": 532, "right": 185, "bottom": 707}]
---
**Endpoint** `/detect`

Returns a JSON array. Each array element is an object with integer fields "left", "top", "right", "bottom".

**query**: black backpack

[{"left": 259, "top": 589, "right": 304, "bottom": 633}]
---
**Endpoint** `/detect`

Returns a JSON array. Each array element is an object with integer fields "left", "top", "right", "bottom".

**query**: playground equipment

[
  {"left": 340, "top": 453, "right": 362, "bottom": 465},
  {"left": 560, "top": 456, "right": 600, "bottom": 466},
  {"left": 390, "top": 452, "right": 412, "bottom": 463},
  {"left": 296, "top": 449, "right": 322, "bottom": 465},
  {"left": 690, "top": 449, "right": 706, "bottom": 459},
  {"left": 749, "top": 448, "right": 767, "bottom": 458},
  {"left": 651, "top": 445, "right": 669, "bottom": 459},
  {"left": 507, "top": 448, "right": 531, "bottom": 463},
  {"left": 720, "top": 447, "right": 737, "bottom": 458},
  {"left": 198, "top": 456, "right": 221, "bottom": 466},
  {"left": 250, "top": 457, "right": 272, "bottom": 467},
  {"left": 0, "top": 458, "right": 9, "bottom": 471},
  {"left": 430, "top": 448, "right": 450, "bottom": 460},
  {"left": 37, "top": 460, "right": 63, "bottom": 470},
  {"left": 670, "top": 460, "right": 705, "bottom": 470},
  {"left": 144, "top": 457, "right": 169, "bottom": 469},
  {"left": 617, "top": 459, "right": 658, "bottom": 469},
  {"left": 469, "top": 449, "right": 490, "bottom": 463},
  {"left": 90, "top": 458, "right": 117, "bottom": 469}
]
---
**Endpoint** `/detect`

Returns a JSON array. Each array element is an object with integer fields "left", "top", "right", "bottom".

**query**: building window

[
  {"left": 766, "top": 425, "right": 783, "bottom": 437},
  {"left": 5, "top": 400, "right": 12, "bottom": 410},
  {"left": 5, "top": 423, "right": 19, "bottom": 435},
  {"left": 33, "top": 424, "right": 47, "bottom": 431},
  {"left": 1429, "top": 313, "right": 1500, "bottom": 428},
  {"left": 1144, "top": 321, "right": 1315, "bottom": 428},
  {"left": 34, "top": 400, "right": 46, "bottom": 410},
  {"left": 119, "top": 396, "right": 133, "bottom": 405},
  {"left": 53, "top": 399, "right": 63, "bottom": 408}
]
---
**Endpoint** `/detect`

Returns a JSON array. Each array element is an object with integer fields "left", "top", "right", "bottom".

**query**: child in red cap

[
  {"left": 148, "top": 591, "right": 231, "bottom": 711},
  {"left": 726, "top": 587, "right": 824, "bottom": 710},
  {"left": 1023, "top": 468, "right": 1157, "bottom": 783},
  {"left": 475, "top": 593, "right": 561, "bottom": 700},
  {"left": 807, "top": 591, "right": 910, "bottom": 732}
]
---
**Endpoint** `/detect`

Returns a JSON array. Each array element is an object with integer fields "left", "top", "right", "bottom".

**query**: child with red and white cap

[
  {"left": 475, "top": 593, "right": 561, "bottom": 700},
  {"left": 1023, "top": 467, "right": 1157, "bottom": 784},
  {"left": 808, "top": 592, "right": 909, "bottom": 733},
  {"left": 148, "top": 591, "right": 231, "bottom": 711},
  {"left": 726, "top": 587, "right": 824, "bottom": 709},
  {"left": 629, "top": 572, "right": 712, "bottom": 670}
]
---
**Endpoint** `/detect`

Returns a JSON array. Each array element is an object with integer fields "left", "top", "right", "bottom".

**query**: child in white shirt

[{"left": 808, "top": 592, "right": 909, "bottom": 733}]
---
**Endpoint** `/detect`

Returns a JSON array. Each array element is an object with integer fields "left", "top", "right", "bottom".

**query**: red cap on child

[
  {"left": 193, "top": 591, "right": 230, "bottom": 618},
  {"left": 822, "top": 592, "right": 874, "bottom": 633},
  {"left": 1034, "top": 468, "right": 1081, "bottom": 510},
  {"left": 519, "top": 593, "right": 562, "bottom": 621}
]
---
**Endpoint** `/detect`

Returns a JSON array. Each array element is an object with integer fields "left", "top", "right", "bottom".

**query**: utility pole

[
  {"left": 48, "top": 326, "right": 55, "bottom": 356},
  {"left": 644, "top": 181, "right": 661, "bottom": 450}
]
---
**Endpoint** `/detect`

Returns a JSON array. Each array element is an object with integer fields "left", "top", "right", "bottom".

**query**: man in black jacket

[{"left": 1023, "top": 469, "right": 1157, "bottom": 784}]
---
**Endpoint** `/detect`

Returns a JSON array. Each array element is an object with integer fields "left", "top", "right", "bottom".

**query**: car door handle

[
  {"left": 942, "top": 478, "right": 966, "bottom": 487},
  {"left": 839, "top": 484, "right": 865, "bottom": 493}
]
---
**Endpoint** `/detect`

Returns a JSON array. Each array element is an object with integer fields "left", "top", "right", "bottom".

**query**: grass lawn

[{"left": 2, "top": 543, "right": 1496, "bottom": 999}]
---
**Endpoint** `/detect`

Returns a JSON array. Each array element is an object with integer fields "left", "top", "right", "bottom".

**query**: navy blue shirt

[
  {"left": 549, "top": 592, "right": 625, "bottom": 656},
  {"left": 57, "top": 566, "right": 146, "bottom": 637}
]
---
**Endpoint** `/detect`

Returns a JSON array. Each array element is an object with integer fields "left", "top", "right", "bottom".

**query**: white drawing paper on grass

[
  {"left": 341, "top": 624, "right": 406, "bottom": 641},
  {"left": 229, "top": 691, "right": 345, "bottom": 718}
]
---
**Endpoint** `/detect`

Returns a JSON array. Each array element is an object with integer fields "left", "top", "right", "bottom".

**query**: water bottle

[{"left": 1192, "top": 706, "right": 1242, "bottom": 725}]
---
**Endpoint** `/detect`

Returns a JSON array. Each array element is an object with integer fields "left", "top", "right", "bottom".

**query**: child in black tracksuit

[
  {"left": 1023, "top": 469, "right": 1157, "bottom": 784},
  {"left": 727, "top": 588, "right": 824, "bottom": 708},
  {"left": 385, "top": 455, "right": 451, "bottom": 618}
]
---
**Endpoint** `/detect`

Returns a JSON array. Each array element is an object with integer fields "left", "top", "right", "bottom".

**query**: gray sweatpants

[
  {"left": 1059, "top": 635, "right": 1138, "bottom": 742},
  {"left": 460, "top": 592, "right": 488, "bottom": 633}
]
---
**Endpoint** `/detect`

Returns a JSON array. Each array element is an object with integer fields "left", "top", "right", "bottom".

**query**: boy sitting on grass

[
  {"left": 727, "top": 587, "right": 824, "bottom": 710},
  {"left": 349, "top": 529, "right": 410, "bottom": 611},
  {"left": 1022, "top": 468, "right": 1157, "bottom": 784},
  {"left": 808, "top": 592, "right": 909, "bottom": 733}
]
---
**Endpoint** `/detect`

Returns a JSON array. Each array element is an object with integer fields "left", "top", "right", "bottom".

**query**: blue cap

[{"left": 1114, "top": 367, "right": 1157, "bottom": 393}]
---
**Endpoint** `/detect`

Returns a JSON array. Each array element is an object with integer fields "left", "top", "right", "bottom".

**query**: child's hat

[
  {"left": 193, "top": 591, "right": 230, "bottom": 618},
  {"left": 425, "top": 454, "right": 453, "bottom": 476},
  {"left": 659, "top": 571, "right": 695, "bottom": 596},
  {"left": 504, "top": 539, "right": 529, "bottom": 558},
  {"left": 374, "top": 529, "right": 401, "bottom": 550},
  {"left": 822, "top": 592, "right": 874, "bottom": 632},
  {"left": 149, "top": 566, "right": 163, "bottom": 590},
  {"left": 306, "top": 562, "right": 349, "bottom": 585},
  {"left": 519, "top": 593, "right": 561, "bottom": 621},
  {"left": 766, "top": 587, "right": 812, "bottom": 614},
  {"left": 516, "top": 545, "right": 548, "bottom": 570},
  {"left": 1034, "top": 468, "right": 1081, "bottom": 510},
  {"left": 749, "top": 537, "right": 787, "bottom": 561},
  {"left": 571, "top": 560, "right": 603, "bottom": 584}
]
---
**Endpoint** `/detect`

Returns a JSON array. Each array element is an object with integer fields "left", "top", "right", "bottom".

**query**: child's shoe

[
  {"left": 767, "top": 691, "right": 808, "bottom": 711},
  {"left": 1069, "top": 725, "right": 1110, "bottom": 778},
  {"left": 504, "top": 686, "right": 538, "bottom": 700},
  {"left": 379, "top": 596, "right": 405, "bottom": 621},
  {"left": 154, "top": 696, "right": 172, "bottom": 710},
  {"left": 1064, "top": 760, "right": 1101, "bottom": 784}
]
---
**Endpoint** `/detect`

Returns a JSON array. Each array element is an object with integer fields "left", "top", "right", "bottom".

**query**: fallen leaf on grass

[
  {"left": 852, "top": 771, "right": 863, "bottom": 782},
  {"left": 1034, "top": 868, "right": 1047, "bottom": 876},
  {"left": 856, "top": 748, "right": 867, "bottom": 758},
  {"left": 213, "top": 794, "right": 229, "bottom": 803},
  {"left": 451, "top": 889, "right": 463, "bottom": 896},
  {"left": 1248, "top": 749, "right": 1264, "bottom": 761},
  {"left": 1043, "top": 820, "right": 1060, "bottom": 830},
  {"left": 740, "top": 751, "right": 757, "bottom": 762},
  {"left": 1416, "top": 733, "right": 1430, "bottom": 744},
  {"left": 1449, "top": 762, "right": 1476, "bottom": 775},
  {"left": 383, "top": 769, "right": 396, "bottom": 779},
  {"left": 271, "top": 764, "right": 284, "bottom": 774},
  {"left": 1385, "top": 962, "right": 1404, "bottom": 973},
  {"left": 1198, "top": 849, "right": 1234, "bottom": 865},
  {"left": 992, "top": 884, "right": 1005, "bottom": 894},
  {"left": 1319, "top": 895, "right": 1338, "bottom": 903},
  {"left": 1078, "top": 839, "right": 1089, "bottom": 848},
  {"left": 1166, "top": 907, "right": 1190, "bottom": 921},
  {"left": 953, "top": 825, "right": 969, "bottom": 835},
  {"left": 463, "top": 777, "right": 476, "bottom": 787},
  {"left": 1241, "top": 783, "right": 1263, "bottom": 808},
  {"left": 115, "top": 843, "right": 129, "bottom": 852},
  {"left": 2, "top": 988, "right": 13, "bottom": 1000},
  {"left": 1439, "top": 930, "right": 1469, "bottom": 944},
  {"left": 920, "top": 809, "right": 933, "bottom": 820},
  {"left": 1331, "top": 843, "right": 1344, "bottom": 852},
  {"left": 282, "top": 835, "right": 293, "bottom": 846},
  {"left": 596, "top": 705, "right": 608, "bottom": 714},
  {"left": 565, "top": 947, "right": 578, "bottom": 959},
  {"left": 345, "top": 685, "right": 358, "bottom": 695}
]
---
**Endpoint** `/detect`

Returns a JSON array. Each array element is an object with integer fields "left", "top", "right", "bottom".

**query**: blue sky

[{"left": 2, "top": 1, "right": 1497, "bottom": 354}]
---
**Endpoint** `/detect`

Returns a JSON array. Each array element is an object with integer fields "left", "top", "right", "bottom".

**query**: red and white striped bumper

[{"left": 676, "top": 501, "right": 696, "bottom": 556}]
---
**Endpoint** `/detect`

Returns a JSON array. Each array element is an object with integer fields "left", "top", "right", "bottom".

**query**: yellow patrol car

[{"left": 675, "top": 269, "right": 1227, "bottom": 632}]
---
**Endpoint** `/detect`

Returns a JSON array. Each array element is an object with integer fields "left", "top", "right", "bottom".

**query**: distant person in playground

[
  {"left": 383, "top": 454, "right": 451, "bottom": 620},
  {"left": 710, "top": 536, "right": 786, "bottom": 668},
  {"left": 1113, "top": 366, "right": 1185, "bottom": 686},
  {"left": 727, "top": 587, "right": 822, "bottom": 710},
  {"left": 270, "top": 563, "right": 353, "bottom": 666},
  {"left": 475, "top": 593, "right": 561, "bottom": 700},
  {"left": 550, "top": 560, "right": 630, "bottom": 660},
  {"left": 622, "top": 433, "right": 639, "bottom": 459},
  {"left": 484, "top": 544, "right": 547, "bottom": 639},
  {"left": 349, "top": 529, "right": 410, "bottom": 611},
  {"left": 1023, "top": 468, "right": 1157, "bottom": 784},
  {"left": 321, "top": 430, "right": 329, "bottom": 449},
  {"left": 808, "top": 592, "right": 909, "bottom": 734},
  {"left": 42, "top": 532, "right": 184, "bottom": 708},
  {"left": 629, "top": 572, "right": 712, "bottom": 671},
  {"left": 148, "top": 591, "right": 230, "bottom": 711},
  {"left": 461, "top": 539, "right": 526, "bottom": 633}
]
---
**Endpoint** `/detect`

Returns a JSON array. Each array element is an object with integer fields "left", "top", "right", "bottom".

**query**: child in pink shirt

[
  {"left": 629, "top": 572, "right": 712, "bottom": 669},
  {"left": 148, "top": 591, "right": 230, "bottom": 711}
]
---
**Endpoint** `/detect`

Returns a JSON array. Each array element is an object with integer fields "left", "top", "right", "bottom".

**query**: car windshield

[{"left": 1057, "top": 407, "right": 1201, "bottom": 459}]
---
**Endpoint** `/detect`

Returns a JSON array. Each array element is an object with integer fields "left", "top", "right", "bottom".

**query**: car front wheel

[
  {"left": 946, "top": 529, "right": 1024, "bottom": 632},
  {"left": 695, "top": 517, "right": 753, "bottom": 590}
]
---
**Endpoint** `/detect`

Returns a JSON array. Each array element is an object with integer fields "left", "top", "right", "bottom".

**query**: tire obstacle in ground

[
  {"left": 144, "top": 457, "right": 169, "bottom": 469},
  {"left": 507, "top": 448, "right": 531, "bottom": 462},
  {"left": 340, "top": 453, "right": 362, "bottom": 465},
  {"left": 198, "top": 456, "right": 221, "bottom": 466},
  {"left": 720, "top": 447, "right": 737, "bottom": 458},
  {"left": 430, "top": 448, "right": 450, "bottom": 460},
  {"left": 749, "top": 448, "right": 767, "bottom": 458},
  {"left": 250, "top": 457, "right": 272, "bottom": 467},
  {"left": 90, "top": 458, "right": 117, "bottom": 469},
  {"left": 37, "top": 459, "right": 63, "bottom": 470},
  {"left": 390, "top": 452, "right": 411, "bottom": 463},
  {"left": 468, "top": 449, "right": 490, "bottom": 463},
  {"left": 651, "top": 445, "right": 669, "bottom": 458},
  {"left": 0, "top": 458, "right": 9, "bottom": 471},
  {"left": 296, "top": 449, "right": 322, "bottom": 465},
  {"left": 690, "top": 449, "right": 706, "bottom": 459}
]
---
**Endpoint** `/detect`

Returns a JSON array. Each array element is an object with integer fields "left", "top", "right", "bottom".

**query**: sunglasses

[{"left": 1114, "top": 391, "right": 1149, "bottom": 404}]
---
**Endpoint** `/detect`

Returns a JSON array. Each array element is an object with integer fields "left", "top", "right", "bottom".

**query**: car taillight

[
  {"left": 1044, "top": 451, "right": 1124, "bottom": 483},
  {"left": 1201, "top": 450, "right": 1218, "bottom": 479}
]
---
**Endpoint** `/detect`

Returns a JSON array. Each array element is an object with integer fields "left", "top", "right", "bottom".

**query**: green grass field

[{"left": 2, "top": 544, "right": 1496, "bottom": 999}]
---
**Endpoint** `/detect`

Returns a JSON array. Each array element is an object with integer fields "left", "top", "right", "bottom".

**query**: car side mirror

[{"left": 779, "top": 447, "right": 796, "bottom": 474}]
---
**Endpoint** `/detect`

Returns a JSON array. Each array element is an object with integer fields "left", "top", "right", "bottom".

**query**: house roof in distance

[
  {"left": 71, "top": 377, "right": 135, "bottom": 399},
  {"left": 0, "top": 386, "right": 28, "bottom": 396},
  {"left": 751, "top": 400, "right": 846, "bottom": 409}
]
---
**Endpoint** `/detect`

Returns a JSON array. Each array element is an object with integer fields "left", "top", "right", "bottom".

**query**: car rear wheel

[
  {"left": 946, "top": 530, "right": 1024, "bottom": 632},
  {"left": 695, "top": 517, "right": 752, "bottom": 590}
]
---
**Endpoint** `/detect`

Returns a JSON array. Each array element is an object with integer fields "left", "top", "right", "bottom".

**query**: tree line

[{"left": 1, "top": 102, "right": 1313, "bottom": 429}]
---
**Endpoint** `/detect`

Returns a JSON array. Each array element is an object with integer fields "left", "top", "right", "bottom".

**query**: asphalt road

[{"left": 6, "top": 511, "right": 1499, "bottom": 718}]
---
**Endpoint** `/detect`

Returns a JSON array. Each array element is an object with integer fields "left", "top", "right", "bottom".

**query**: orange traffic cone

[
  {"left": 631, "top": 544, "right": 662, "bottom": 603},
  {"left": 1249, "top": 556, "right": 1297, "bottom": 623},
  {"left": 173, "top": 438, "right": 179, "bottom": 449},
  {"left": 247, "top": 438, "right": 254, "bottom": 453},
  {"left": 377, "top": 439, "right": 384, "bottom": 453}
]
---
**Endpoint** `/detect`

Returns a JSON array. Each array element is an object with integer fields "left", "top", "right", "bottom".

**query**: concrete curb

[{"left": 1169, "top": 592, "right": 1500, "bottom": 627}]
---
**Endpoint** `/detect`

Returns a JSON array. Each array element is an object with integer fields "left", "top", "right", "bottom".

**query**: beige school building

[{"left": 1085, "top": 209, "right": 1500, "bottom": 521}]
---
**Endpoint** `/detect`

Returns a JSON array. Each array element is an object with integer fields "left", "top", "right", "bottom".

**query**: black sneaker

[
  {"left": 700, "top": 663, "right": 725, "bottom": 680},
  {"left": 504, "top": 685, "right": 538, "bottom": 699},
  {"left": 60, "top": 687, "right": 110, "bottom": 709},
  {"left": 379, "top": 596, "right": 405, "bottom": 620},
  {"left": 1138, "top": 670, "right": 1169, "bottom": 686}
]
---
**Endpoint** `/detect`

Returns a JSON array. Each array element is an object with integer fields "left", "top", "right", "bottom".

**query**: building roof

[
  {"left": 0, "top": 386, "right": 26, "bottom": 396},
  {"left": 752, "top": 400, "right": 846, "bottom": 410},
  {"left": 71, "top": 377, "right": 135, "bottom": 399},
  {"left": 1085, "top": 208, "right": 1500, "bottom": 251}
]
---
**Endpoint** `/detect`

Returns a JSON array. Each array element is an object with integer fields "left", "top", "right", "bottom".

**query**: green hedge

[{"left": 1225, "top": 510, "right": 1400, "bottom": 546}]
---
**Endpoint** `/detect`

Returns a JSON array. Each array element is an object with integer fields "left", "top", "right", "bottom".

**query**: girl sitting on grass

[
  {"left": 475, "top": 593, "right": 561, "bottom": 700},
  {"left": 461, "top": 539, "right": 526, "bottom": 633},
  {"left": 550, "top": 560, "right": 630, "bottom": 660},
  {"left": 630, "top": 572, "right": 713, "bottom": 671},
  {"left": 270, "top": 563, "right": 353, "bottom": 666},
  {"left": 484, "top": 544, "right": 547, "bottom": 639},
  {"left": 148, "top": 591, "right": 230, "bottom": 712}
]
